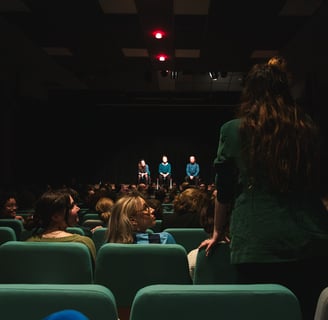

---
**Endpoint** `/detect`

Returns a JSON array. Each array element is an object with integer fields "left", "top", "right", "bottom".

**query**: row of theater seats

[
  {"left": 0, "top": 241, "right": 301, "bottom": 320},
  {"left": 0, "top": 241, "right": 191, "bottom": 319},
  {"left": 0, "top": 283, "right": 302, "bottom": 320},
  {"left": 1, "top": 238, "right": 328, "bottom": 320},
  {"left": 0, "top": 219, "right": 210, "bottom": 254}
]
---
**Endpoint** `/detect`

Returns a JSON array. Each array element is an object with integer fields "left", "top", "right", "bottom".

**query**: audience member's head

[
  {"left": 42, "top": 309, "right": 90, "bottom": 320},
  {"left": 173, "top": 187, "right": 210, "bottom": 216},
  {"left": 106, "top": 193, "right": 156, "bottom": 243},
  {"left": 95, "top": 196, "right": 114, "bottom": 224},
  {"left": 0, "top": 191, "right": 19, "bottom": 219},
  {"left": 25, "top": 190, "right": 78, "bottom": 232}
]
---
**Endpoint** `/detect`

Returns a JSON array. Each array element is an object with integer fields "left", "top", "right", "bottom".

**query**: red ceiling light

[
  {"left": 156, "top": 54, "right": 168, "bottom": 62},
  {"left": 152, "top": 30, "right": 165, "bottom": 39}
]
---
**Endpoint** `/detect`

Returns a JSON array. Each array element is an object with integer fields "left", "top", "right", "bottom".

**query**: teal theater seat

[
  {"left": 0, "top": 284, "right": 118, "bottom": 320},
  {"left": 0, "top": 241, "right": 93, "bottom": 284},
  {"left": 130, "top": 284, "right": 302, "bottom": 320},
  {"left": 0, "top": 226, "right": 17, "bottom": 244},
  {"left": 0, "top": 219, "right": 24, "bottom": 240},
  {"left": 94, "top": 243, "right": 192, "bottom": 320},
  {"left": 163, "top": 228, "right": 209, "bottom": 253},
  {"left": 193, "top": 243, "right": 238, "bottom": 284}
]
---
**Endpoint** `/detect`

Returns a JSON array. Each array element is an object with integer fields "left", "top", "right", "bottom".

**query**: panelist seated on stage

[
  {"left": 158, "top": 155, "right": 172, "bottom": 189},
  {"left": 138, "top": 159, "right": 151, "bottom": 185}
]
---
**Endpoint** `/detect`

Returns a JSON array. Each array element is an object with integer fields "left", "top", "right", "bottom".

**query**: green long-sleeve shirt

[{"left": 214, "top": 118, "right": 328, "bottom": 264}]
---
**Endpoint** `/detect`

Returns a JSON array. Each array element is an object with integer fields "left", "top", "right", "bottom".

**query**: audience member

[
  {"left": 105, "top": 193, "right": 176, "bottom": 244},
  {"left": 42, "top": 309, "right": 90, "bottom": 320},
  {"left": 137, "top": 159, "right": 151, "bottom": 185},
  {"left": 0, "top": 191, "right": 25, "bottom": 223},
  {"left": 185, "top": 155, "right": 200, "bottom": 186},
  {"left": 199, "top": 57, "right": 328, "bottom": 320},
  {"left": 161, "top": 187, "right": 210, "bottom": 230},
  {"left": 147, "top": 198, "right": 163, "bottom": 220},
  {"left": 158, "top": 155, "right": 172, "bottom": 189},
  {"left": 25, "top": 189, "right": 96, "bottom": 264},
  {"left": 57, "top": 187, "right": 93, "bottom": 237},
  {"left": 95, "top": 196, "right": 114, "bottom": 225}
]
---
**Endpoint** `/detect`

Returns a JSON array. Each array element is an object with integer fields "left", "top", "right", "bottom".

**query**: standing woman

[{"left": 200, "top": 57, "right": 328, "bottom": 320}]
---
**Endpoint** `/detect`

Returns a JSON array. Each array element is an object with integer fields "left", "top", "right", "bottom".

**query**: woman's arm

[{"left": 198, "top": 197, "right": 230, "bottom": 256}]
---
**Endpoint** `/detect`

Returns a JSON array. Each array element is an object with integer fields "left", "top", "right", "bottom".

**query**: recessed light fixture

[
  {"left": 156, "top": 54, "right": 168, "bottom": 62},
  {"left": 152, "top": 30, "right": 165, "bottom": 39}
]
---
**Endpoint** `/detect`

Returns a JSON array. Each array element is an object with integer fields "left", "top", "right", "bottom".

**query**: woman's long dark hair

[
  {"left": 25, "top": 190, "right": 71, "bottom": 234},
  {"left": 238, "top": 61, "right": 320, "bottom": 193}
]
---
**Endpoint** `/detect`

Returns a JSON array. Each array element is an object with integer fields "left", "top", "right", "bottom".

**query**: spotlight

[
  {"left": 209, "top": 71, "right": 218, "bottom": 80},
  {"left": 156, "top": 54, "right": 168, "bottom": 62},
  {"left": 152, "top": 30, "right": 165, "bottom": 39}
]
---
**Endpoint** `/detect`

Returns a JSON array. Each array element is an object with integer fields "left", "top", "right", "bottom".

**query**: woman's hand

[
  {"left": 199, "top": 238, "right": 217, "bottom": 256},
  {"left": 198, "top": 235, "right": 230, "bottom": 256}
]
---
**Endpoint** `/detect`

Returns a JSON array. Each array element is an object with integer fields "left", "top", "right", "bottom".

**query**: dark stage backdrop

[{"left": 14, "top": 99, "right": 237, "bottom": 187}]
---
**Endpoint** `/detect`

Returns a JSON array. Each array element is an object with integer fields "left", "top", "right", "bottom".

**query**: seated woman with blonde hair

[{"left": 105, "top": 193, "right": 176, "bottom": 244}]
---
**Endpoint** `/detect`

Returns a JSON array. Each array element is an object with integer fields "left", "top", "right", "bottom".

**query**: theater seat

[
  {"left": 94, "top": 243, "right": 192, "bottom": 320},
  {"left": 0, "top": 219, "right": 24, "bottom": 240},
  {"left": 193, "top": 243, "right": 238, "bottom": 284},
  {"left": 0, "top": 226, "right": 17, "bottom": 244},
  {"left": 92, "top": 227, "right": 107, "bottom": 252},
  {"left": 163, "top": 228, "right": 209, "bottom": 253},
  {"left": 0, "top": 284, "right": 118, "bottom": 320},
  {"left": 0, "top": 241, "right": 93, "bottom": 284},
  {"left": 130, "top": 284, "right": 302, "bottom": 320}
]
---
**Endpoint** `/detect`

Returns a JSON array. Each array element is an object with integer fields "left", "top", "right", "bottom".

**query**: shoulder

[
  {"left": 160, "top": 231, "right": 176, "bottom": 244},
  {"left": 70, "top": 234, "right": 95, "bottom": 246},
  {"left": 221, "top": 118, "right": 241, "bottom": 132}
]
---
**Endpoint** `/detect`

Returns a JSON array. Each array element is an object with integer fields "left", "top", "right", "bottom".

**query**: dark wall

[{"left": 13, "top": 98, "right": 237, "bottom": 187}]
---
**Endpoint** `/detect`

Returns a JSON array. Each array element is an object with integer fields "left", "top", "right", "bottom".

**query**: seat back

[
  {"left": 66, "top": 226, "right": 85, "bottom": 235},
  {"left": 94, "top": 243, "right": 192, "bottom": 308},
  {"left": 80, "top": 213, "right": 99, "bottom": 223},
  {"left": 193, "top": 243, "right": 238, "bottom": 284},
  {"left": 161, "top": 203, "right": 174, "bottom": 214},
  {"left": 0, "top": 219, "right": 24, "bottom": 240},
  {"left": 0, "top": 241, "right": 93, "bottom": 284},
  {"left": 92, "top": 227, "right": 108, "bottom": 252},
  {"left": 163, "top": 228, "right": 209, "bottom": 253},
  {"left": 0, "top": 226, "right": 17, "bottom": 244},
  {"left": 82, "top": 219, "right": 104, "bottom": 229},
  {"left": 130, "top": 284, "right": 302, "bottom": 320},
  {"left": 150, "top": 219, "right": 162, "bottom": 232},
  {"left": 0, "top": 284, "right": 118, "bottom": 320}
]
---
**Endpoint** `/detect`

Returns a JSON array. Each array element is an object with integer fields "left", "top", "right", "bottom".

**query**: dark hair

[
  {"left": 238, "top": 62, "right": 320, "bottom": 193},
  {"left": 0, "top": 191, "right": 17, "bottom": 209},
  {"left": 25, "top": 190, "right": 71, "bottom": 233}
]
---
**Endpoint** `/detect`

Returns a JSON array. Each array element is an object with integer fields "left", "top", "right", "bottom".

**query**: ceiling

[{"left": 0, "top": 0, "right": 324, "bottom": 106}]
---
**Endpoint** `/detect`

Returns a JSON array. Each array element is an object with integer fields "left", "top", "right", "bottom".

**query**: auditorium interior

[{"left": 0, "top": 0, "right": 327, "bottom": 187}]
